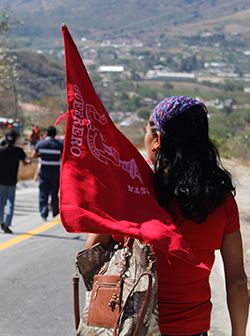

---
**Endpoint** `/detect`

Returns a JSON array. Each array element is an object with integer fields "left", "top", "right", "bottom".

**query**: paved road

[
  {"left": 0, "top": 184, "right": 86, "bottom": 336},
  {"left": 0, "top": 182, "right": 249, "bottom": 335}
]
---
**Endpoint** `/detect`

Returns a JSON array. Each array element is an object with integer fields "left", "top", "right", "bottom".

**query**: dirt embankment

[{"left": 224, "top": 159, "right": 250, "bottom": 284}]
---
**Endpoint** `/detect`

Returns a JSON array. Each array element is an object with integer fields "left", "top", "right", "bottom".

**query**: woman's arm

[
  {"left": 85, "top": 233, "right": 112, "bottom": 249},
  {"left": 220, "top": 230, "right": 249, "bottom": 336}
]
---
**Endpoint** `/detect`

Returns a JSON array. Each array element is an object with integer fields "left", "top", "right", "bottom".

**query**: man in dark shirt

[
  {"left": 32, "top": 126, "right": 63, "bottom": 220},
  {"left": 0, "top": 130, "right": 29, "bottom": 233}
]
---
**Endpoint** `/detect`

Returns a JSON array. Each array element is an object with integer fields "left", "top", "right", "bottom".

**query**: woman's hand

[{"left": 85, "top": 233, "right": 112, "bottom": 249}]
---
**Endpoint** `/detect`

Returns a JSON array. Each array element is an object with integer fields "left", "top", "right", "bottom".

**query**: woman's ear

[{"left": 152, "top": 131, "right": 160, "bottom": 152}]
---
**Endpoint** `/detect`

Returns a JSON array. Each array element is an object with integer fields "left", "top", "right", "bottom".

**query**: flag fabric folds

[{"left": 59, "top": 25, "right": 208, "bottom": 271}]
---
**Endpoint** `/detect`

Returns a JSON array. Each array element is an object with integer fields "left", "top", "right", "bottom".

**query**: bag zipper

[{"left": 93, "top": 280, "right": 121, "bottom": 300}]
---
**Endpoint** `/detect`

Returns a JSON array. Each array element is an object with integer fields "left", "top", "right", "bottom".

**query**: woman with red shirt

[{"left": 86, "top": 96, "right": 248, "bottom": 335}]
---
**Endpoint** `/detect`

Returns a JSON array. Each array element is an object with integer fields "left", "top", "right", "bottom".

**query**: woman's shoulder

[
  {"left": 223, "top": 191, "right": 238, "bottom": 210},
  {"left": 221, "top": 192, "right": 240, "bottom": 233}
]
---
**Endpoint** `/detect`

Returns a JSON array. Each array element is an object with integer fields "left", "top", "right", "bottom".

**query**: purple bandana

[{"left": 151, "top": 96, "right": 207, "bottom": 131}]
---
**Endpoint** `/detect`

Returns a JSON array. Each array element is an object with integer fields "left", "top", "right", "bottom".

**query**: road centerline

[{"left": 0, "top": 218, "right": 61, "bottom": 251}]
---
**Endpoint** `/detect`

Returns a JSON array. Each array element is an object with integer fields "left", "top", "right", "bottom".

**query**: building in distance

[
  {"left": 145, "top": 70, "right": 195, "bottom": 82},
  {"left": 98, "top": 65, "right": 125, "bottom": 73}
]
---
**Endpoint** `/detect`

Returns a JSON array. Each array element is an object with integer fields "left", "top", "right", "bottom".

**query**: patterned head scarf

[{"left": 150, "top": 96, "right": 207, "bottom": 131}]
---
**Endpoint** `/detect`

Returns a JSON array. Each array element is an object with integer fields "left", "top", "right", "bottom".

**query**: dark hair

[
  {"left": 153, "top": 105, "right": 235, "bottom": 223},
  {"left": 47, "top": 126, "right": 57, "bottom": 138},
  {"left": 5, "top": 130, "right": 18, "bottom": 146}
]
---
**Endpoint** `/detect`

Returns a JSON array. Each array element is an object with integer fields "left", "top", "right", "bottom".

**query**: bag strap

[
  {"left": 113, "top": 271, "right": 153, "bottom": 336},
  {"left": 73, "top": 271, "right": 80, "bottom": 331},
  {"left": 133, "top": 273, "right": 153, "bottom": 335}
]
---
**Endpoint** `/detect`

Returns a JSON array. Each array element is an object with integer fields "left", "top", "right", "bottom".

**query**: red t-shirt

[{"left": 156, "top": 193, "right": 240, "bottom": 335}]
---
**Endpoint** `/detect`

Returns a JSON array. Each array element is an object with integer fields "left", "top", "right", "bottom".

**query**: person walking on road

[
  {"left": 32, "top": 126, "right": 63, "bottom": 220},
  {"left": 0, "top": 130, "right": 30, "bottom": 234},
  {"left": 86, "top": 96, "right": 249, "bottom": 335},
  {"left": 29, "top": 124, "right": 40, "bottom": 148}
]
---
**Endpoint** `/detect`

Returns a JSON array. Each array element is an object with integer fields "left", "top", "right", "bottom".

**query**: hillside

[
  {"left": 1, "top": 0, "right": 250, "bottom": 161},
  {"left": 0, "top": 50, "right": 65, "bottom": 120},
  {"left": 3, "top": 0, "right": 250, "bottom": 41},
  {"left": 13, "top": 51, "right": 65, "bottom": 101}
]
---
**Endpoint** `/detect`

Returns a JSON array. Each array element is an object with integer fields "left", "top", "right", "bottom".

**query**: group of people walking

[
  {"left": 0, "top": 126, "right": 63, "bottom": 233},
  {"left": 0, "top": 95, "right": 248, "bottom": 335}
]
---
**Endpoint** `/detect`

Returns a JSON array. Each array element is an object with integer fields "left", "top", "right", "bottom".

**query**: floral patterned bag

[{"left": 73, "top": 239, "right": 161, "bottom": 336}]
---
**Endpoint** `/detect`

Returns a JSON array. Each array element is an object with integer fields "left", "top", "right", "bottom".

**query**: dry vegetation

[{"left": 168, "top": 7, "right": 250, "bottom": 36}]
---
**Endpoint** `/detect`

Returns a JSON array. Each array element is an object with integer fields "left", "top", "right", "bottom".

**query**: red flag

[{"left": 59, "top": 25, "right": 208, "bottom": 271}]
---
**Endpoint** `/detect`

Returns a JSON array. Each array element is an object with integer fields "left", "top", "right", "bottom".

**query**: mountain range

[{"left": 3, "top": 0, "right": 250, "bottom": 42}]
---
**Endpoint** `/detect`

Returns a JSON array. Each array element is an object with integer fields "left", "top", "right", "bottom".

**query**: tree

[
  {"left": 0, "top": 8, "right": 19, "bottom": 118},
  {"left": 137, "top": 107, "right": 150, "bottom": 120}
]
